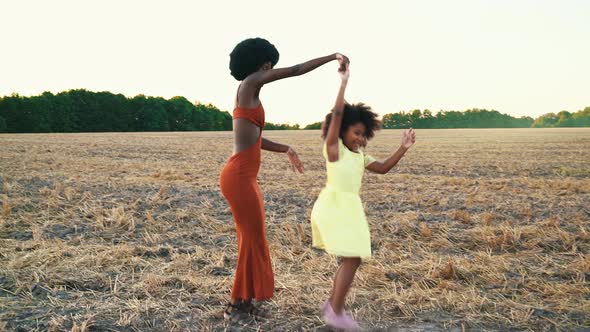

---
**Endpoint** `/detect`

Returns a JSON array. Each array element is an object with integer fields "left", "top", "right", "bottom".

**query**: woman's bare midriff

[{"left": 233, "top": 118, "right": 261, "bottom": 155}]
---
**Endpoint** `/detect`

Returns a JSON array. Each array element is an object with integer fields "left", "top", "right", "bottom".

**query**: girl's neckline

[{"left": 339, "top": 139, "right": 361, "bottom": 154}]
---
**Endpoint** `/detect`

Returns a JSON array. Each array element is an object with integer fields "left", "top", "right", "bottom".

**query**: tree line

[
  {"left": 304, "top": 108, "right": 590, "bottom": 129},
  {"left": 0, "top": 90, "right": 233, "bottom": 133},
  {"left": 0, "top": 90, "right": 296, "bottom": 133},
  {"left": 531, "top": 109, "right": 590, "bottom": 128},
  {"left": 0, "top": 90, "right": 588, "bottom": 133}
]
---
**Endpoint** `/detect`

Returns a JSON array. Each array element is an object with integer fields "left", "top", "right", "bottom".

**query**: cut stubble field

[{"left": 0, "top": 128, "right": 589, "bottom": 331}]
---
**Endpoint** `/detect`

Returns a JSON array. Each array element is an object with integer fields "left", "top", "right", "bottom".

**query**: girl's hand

[
  {"left": 287, "top": 147, "right": 304, "bottom": 173},
  {"left": 401, "top": 129, "right": 416, "bottom": 149},
  {"left": 339, "top": 63, "right": 350, "bottom": 81},
  {"left": 335, "top": 53, "right": 350, "bottom": 72}
]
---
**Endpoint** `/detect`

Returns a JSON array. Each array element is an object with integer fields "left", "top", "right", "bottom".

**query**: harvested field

[{"left": 0, "top": 128, "right": 589, "bottom": 331}]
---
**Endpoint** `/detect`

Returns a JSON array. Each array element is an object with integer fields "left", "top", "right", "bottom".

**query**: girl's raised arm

[{"left": 326, "top": 61, "right": 350, "bottom": 162}]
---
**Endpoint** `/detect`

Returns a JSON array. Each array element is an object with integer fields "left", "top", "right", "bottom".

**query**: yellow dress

[{"left": 311, "top": 138, "right": 376, "bottom": 258}]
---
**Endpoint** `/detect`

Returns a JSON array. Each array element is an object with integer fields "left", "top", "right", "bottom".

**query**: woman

[{"left": 219, "top": 37, "right": 349, "bottom": 324}]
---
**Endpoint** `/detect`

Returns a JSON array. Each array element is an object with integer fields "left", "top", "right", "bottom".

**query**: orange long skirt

[{"left": 219, "top": 138, "right": 274, "bottom": 301}]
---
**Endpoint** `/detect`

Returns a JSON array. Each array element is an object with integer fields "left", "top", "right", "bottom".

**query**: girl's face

[{"left": 343, "top": 122, "right": 367, "bottom": 152}]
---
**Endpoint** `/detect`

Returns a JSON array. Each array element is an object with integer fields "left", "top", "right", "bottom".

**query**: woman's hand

[
  {"left": 335, "top": 53, "right": 350, "bottom": 72},
  {"left": 287, "top": 147, "right": 304, "bottom": 173}
]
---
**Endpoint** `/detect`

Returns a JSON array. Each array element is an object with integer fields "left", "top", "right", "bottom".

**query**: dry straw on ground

[{"left": 0, "top": 128, "right": 588, "bottom": 331}]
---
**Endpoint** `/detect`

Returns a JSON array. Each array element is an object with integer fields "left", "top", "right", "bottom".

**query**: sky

[{"left": 1, "top": 0, "right": 589, "bottom": 126}]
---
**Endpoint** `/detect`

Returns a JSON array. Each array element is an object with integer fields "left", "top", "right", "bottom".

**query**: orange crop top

[{"left": 233, "top": 103, "right": 265, "bottom": 128}]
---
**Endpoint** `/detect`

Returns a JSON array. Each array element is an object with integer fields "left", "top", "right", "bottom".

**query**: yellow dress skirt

[{"left": 311, "top": 139, "right": 376, "bottom": 259}]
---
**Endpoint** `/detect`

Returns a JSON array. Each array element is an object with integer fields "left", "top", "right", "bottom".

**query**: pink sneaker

[
  {"left": 321, "top": 300, "right": 330, "bottom": 314},
  {"left": 322, "top": 300, "right": 360, "bottom": 331}
]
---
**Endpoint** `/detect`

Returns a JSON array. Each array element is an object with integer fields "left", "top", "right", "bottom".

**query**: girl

[
  {"left": 219, "top": 37, "right": 349, "bottom": 324},
  {"left": 311, "top": 64, "right": 416, "bottom": 330}
]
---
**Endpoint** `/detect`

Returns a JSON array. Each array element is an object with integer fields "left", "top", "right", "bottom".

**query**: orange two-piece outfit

[{"left": 219, "top": 103, "right": 274, "bottom": 301}]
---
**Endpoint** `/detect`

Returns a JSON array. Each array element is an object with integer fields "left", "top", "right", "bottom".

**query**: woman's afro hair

[{"left": 229, "top": 38, "right": 279, "bottom": 81}]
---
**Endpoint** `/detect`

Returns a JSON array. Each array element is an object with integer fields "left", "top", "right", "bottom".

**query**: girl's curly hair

[{"left": 321, "top": 103, "right": 381, "bottom": 140}]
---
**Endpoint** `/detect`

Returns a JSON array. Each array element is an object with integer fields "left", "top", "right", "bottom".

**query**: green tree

[
  {"left": 166, "top": 96, "right": 194, "bottom": 131},
  {"left": 131, "top": 95, "right": 169, "bottom": 131},
  {"left": 532, "top": 113, "right": 559, "bottom": 128},
  {"left": 382, "top": 112, "right": 411, "bottom": 129},
  {"left": 264, "top": 122, "right": 300, "bottom": 130},
  {"left": 53, "top": 92, "right": 79, "bottom": 132},
  {"left": 571, "top": 107, "right": 590, "bottom": 127},
  {"left": 0, "top": 115, "right": 6, "bottom": 132},
  {"left": 304, "top": 122, "right": 322, "bottom": 130}
]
